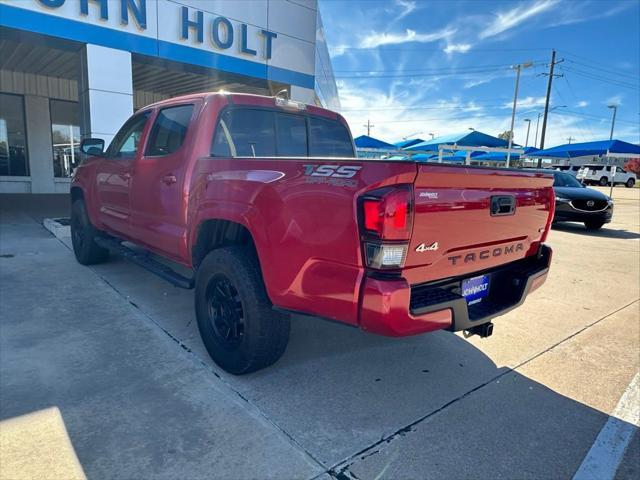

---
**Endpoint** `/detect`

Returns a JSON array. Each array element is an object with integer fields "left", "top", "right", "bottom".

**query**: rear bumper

[{"left": 359, "top": 245, "right": 552, "bottom": 336}]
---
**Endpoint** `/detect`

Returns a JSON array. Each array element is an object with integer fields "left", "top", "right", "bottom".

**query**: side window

[
  {"left": 107, "top": 111, "right": 151, "bottom": 159},
  {"left": 146, "top": 104, "right": 194, "bottom": 156},
  {"left": 212, "top": 109, "right": 276, "bottom": 157},
  {"left": 308, "top": 117, "right": 355, "bottom": 157},
  {"left": 276, "top": 113, "right": 307, "bottom": 157}
]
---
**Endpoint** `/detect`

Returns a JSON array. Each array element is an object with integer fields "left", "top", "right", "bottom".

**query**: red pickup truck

[{"left": 71, "top": 92, "right": 554, "bottom": 374}]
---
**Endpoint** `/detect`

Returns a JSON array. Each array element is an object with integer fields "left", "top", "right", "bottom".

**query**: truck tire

[
  {"left": 584, "top": 220, "right": 605, "bottom": 230},
  {"left": 626, "top": 178, "right": 635, "bottom": 188},
  {"left": 194, "top": 247, "right": 290, "bottom": 375},
  {"left": 70, "top": 199, "right": 109, "bottom": 265},
  {"left": 599, "top": 177, "right": 608, "bottom": 186}
]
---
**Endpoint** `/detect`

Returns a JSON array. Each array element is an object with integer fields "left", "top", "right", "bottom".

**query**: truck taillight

[
  {"left": 360, "top": 186, "right": 413, "bottom": 240},
  {"left": 359, "top": 185, "right": 413, "bottom": 269}
]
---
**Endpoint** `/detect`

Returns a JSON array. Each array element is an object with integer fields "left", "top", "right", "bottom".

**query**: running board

[{"left": 94, "top": 237, "right": 194, "bottom": 289}]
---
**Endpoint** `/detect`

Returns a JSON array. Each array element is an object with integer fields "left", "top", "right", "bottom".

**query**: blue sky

[{"left": 319, "top": 0, "right": 640, "bottom": 147}]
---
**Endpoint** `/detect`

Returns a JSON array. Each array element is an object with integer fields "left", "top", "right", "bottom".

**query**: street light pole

[
  {"left": 534, "top": 112, "right": 542, "bottom": 148},
  {"left": 524, "top": 119, "right": 531, "bottom": 147},
  {"left": 608, "top": 105, "right": 618, "bottom": 140},
  {"left": 506, "top": 62, "right": 532, "bottom": 167}
]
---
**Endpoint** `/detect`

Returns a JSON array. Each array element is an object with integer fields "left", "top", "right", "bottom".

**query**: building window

[
  {"left": 0, "top": 93, "right": 29, "bottom": 176},
  {"left": 50, "top": 99, "right": 80, "bottom": 178}
]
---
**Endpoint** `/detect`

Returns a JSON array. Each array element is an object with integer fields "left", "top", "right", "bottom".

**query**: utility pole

[
  {"left": 524, "top": 118, "right": 531, "bottom": 147},
  {"left": 538, "top": 49, "right": 564, "bottom": 167},
  {"left": 608, "top": 105, "right": 618, "bottom": 140},
  {"left": 363, "top": 119, "right": 374, "bottom": 136},
  {"left": 567, "top": 136, "right": 575, "bottom": 144}
]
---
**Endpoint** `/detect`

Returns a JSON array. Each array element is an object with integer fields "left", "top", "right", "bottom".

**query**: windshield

[{"left": 553, "top": 172, "right": 583, "bottom": 187}]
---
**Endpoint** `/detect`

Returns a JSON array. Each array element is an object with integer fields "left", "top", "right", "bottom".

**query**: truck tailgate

[{"left": 403, "top": 165, "right": 554, "bottom": 284}]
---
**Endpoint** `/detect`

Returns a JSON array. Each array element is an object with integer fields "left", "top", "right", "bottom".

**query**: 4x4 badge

[{"left": 416, "top": 242, "right": 439, "bottom": 252}]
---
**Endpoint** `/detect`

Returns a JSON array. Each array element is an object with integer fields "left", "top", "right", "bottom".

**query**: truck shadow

[{"left": 552, "top": 222, "right": 640, "bottom": 240}]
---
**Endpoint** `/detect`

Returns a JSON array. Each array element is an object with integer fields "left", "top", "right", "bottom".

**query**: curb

[{"left": 43, "top": 217, "right": 71, "bottom": 239}]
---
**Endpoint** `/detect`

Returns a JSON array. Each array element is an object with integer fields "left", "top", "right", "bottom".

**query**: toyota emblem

[{"left": 587, "top": 200, "right": 595, "bottom": 207}]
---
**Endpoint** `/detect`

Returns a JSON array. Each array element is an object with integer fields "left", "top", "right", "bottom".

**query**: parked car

[
  {"left": 576, "top": 164, "right": 636, "bottom": 187},
  {"left": 552, "top": 165, "right": 581, "bottom": 177},
  {"left": 549, "top": 170, "right": 613, "bottom": 230},
  {"left": 71, "top": 92, "right": 555, "bottom": 374}
]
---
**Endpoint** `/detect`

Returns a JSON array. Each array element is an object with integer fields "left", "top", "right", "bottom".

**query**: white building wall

[
  {"left": 79, "top": 45, "right": 134, "bottom": 147},
  {"left": 24, "top": 95, "right": 55, "bottom": 193}
]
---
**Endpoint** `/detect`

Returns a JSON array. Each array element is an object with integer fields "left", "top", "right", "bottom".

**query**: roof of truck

[{"left": 142, "top": 92, "right": 339, "bottom": 120}]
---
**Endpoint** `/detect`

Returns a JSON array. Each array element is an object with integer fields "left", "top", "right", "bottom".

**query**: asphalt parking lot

[{"left": 1, "top": 186, "right": 638, "bottom": 479}]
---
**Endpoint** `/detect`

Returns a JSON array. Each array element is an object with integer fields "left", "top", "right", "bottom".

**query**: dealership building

[{"left": 0, "top": 0, "right": 339, "bottom": 193}]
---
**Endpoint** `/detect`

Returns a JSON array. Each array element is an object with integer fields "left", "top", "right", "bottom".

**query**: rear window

[
  {"left": 211, "top": 108, "right": 354, "bottom": 158},
  {"left": 308, "top": 116, "right": 354, "bottom": 157},
  {"left": 146, "top": 104, "right": 194, "bottom": 156},
  {"left": 276, "top": 113, "right": 307, "bottom": 156},
  {"left": 213, "top": 109, "right": 276, "bottom": 157}
]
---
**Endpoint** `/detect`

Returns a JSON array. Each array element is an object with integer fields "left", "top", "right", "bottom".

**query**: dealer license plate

[{"left": 461, "top": 274, "right": 490, "bottom": 305}]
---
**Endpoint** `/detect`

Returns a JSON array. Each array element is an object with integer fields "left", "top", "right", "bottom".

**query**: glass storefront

[
  {"left": 50, "top": 99, "right": 80, "bottom": 178},
  {"left": 0, "top": 93, "right": 29, "bottom": 176}
]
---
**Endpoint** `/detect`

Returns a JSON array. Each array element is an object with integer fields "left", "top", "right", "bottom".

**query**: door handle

[{"left": 162, "top": 174, "right": 177, "bottom": 185}]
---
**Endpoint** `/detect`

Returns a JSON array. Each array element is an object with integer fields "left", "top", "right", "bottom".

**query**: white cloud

[
  {"left": 576, "top": 100, "right": 589, "bottom": 108},
  {"left": 605, "top": 95, "right": 622, "bottom": 106},
  {"left": 359, "top": 27, "right": 455, "bottom": 48},
  {"left": 336, "top": 78, "right": 640, "bottom": 148},
  {"left": 394, "top": 0, "right": 417, "bottom": 21},
  {"left": 443, "top": 43, "right": 472, "bottom": 54},
  {"left": 480, "top": 0, "right": 559, "bottom": 39},
  {"left": 502, "top": 96, "right": 546, "bottom": 109}
]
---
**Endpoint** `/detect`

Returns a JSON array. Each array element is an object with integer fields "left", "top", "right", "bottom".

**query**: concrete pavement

[{"left": 0, "top": 185, "right": 638, "bottom": 479}]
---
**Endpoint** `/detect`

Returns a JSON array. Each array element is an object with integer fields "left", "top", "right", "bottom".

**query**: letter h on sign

[{"left": 181, "top": 6, "right": 203, "bottom": 43}]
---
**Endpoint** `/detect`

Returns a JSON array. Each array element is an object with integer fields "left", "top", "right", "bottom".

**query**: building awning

[{"left": 531, "top": 139, "right": 640, "bottom": 158}]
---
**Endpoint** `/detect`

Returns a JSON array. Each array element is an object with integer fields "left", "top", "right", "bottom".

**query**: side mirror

[{"left": 80, "top": 138, "right": 105, "bottom": 156}]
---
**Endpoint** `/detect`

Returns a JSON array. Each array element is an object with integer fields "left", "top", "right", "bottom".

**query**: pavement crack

[{"left": 328, "top": 298, "right": 640, "bottom": 474}]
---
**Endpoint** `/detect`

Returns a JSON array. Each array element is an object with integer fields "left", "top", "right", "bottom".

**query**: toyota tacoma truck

[{"left": 71, "top": 92, "right": 555, "bottom": 374}]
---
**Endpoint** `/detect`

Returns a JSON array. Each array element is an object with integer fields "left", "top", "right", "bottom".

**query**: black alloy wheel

[{"left": 206, "top": 274, "right": 245, "bottom": 348}]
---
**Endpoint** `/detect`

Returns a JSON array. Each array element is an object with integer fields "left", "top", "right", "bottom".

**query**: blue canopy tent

[
  {"left": 404, "top": 131, "right": 510, "bottom": 152},
  {"left": 354, "top": 135, "right": 396, "bottom": 149},
  {"left": 531, "top": 140, "right": 640, "bottom": 158},
  {"left": 394, "top": 138, "right": 425, "bottom": 149},
  {"left": 474, "top": 147, "right": 539, "bottom": 162}
]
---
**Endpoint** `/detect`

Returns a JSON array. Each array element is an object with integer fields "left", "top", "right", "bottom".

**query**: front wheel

[
  {"left": 626, "top": 179, "right": 635, "bottom": 188},
  {"left": 599, "top": 177, "right": 609, "bottom": 186},
  {"left": 71, "top": 199, "right": 109, "bottom": 265},
  {"left": 584, "top": 220, "right": 605, "bottom": 231},
  {"left": 194, "top": 247, "right": 290, "bottom": 375}
]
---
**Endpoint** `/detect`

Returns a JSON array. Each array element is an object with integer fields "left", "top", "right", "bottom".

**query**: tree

[
  {"left": 624, "top": 158, "right": 640, "bottom": 175},
  {"left": 498, "top": 130, "right": 513, "bottom": 141}
]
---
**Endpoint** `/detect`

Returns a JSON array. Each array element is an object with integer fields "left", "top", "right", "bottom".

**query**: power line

[
  {"left": 559, "top": 66, "right": 638, "bottom": 90},
  {"left": 331, "top": 45, "right": 553, "bottom": 52},
  {"left": 559, "top": 49, "right": 640, "bottom": 80},
  {"left": 332, "top": 61, "right": 544, "bottom": 74},
  {"left": 333, "top": 67, "right": 518, "bottom": 79},
  {"left": 563, "top": 58, "right": 639, "bottom": 82}
]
